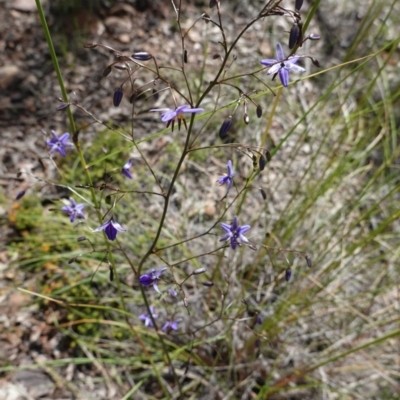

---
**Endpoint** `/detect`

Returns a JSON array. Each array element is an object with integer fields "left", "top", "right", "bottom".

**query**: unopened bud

[
  {"left": 256, "top": 315, "right": 262, "bottom": 324},
  {"left": 184, "top": 49, "right": 188, "bottom": 63},
  {"left": 285, "top": 269, "right": 292, "bottom": 282},
  {"left": 68, "top": 257, "right": 77, "bottom": 264},
  {"left": 260, "top": 189, "right": 267, "bottom": 200},
  {"left": 244, "top": 113, "right": 250, "bottom": 124},
  {"left": 289, "top": 23, "right": 300, "bottom": 49},
  {"left": 295, "top": 0, "right": 303, "bottom": 11},
  {"left": 169, "top": 288, "right": 177, "bottom": 297},
  {"left": 131, "top": 52, "right": 152, "bottom": 61},
  {"left": 259, "top": 155, "right": 266, "bottom": 171},
  {"left": 102, "top": 65, "right": 112, "bottom": 77},
  {"left": 309, "top": 33, "right": 321, "bottom": 40},
  {"left": 15, "top": 190, "right": 25, "bottom": 200},
  {"left": 77, "top": 236, "right": 86, "bottom": 242},
  {"left": 57, "top": 103, "right": 69, "bottom": 111},
  {"left": 202, "top": 281, "right": 214, "bottom": 287},
  {"left": 109, "top": 266, "right": 114, "bottom": 281},
  {"left": 305, "top": 255, "right": 312, "bottom": 268},
  {"left": 209, "top": 0, "right": 218, "bottom": 8},
  {"left": 265, "top": 150, "right": 272, "bottom": 162},
  {"left": 113, "top": 87, "right": 123, "bottom": 107},
  {"left": 219, "top": 117, "right": 232, "bottom": 139},
  {"left": 193, "top": 267, "right": 207, "bottom": 275},
  {"left": 256, "top": 105, "right": 263, "bottom": 118}
]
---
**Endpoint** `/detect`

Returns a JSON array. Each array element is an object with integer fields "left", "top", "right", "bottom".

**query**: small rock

[
  {"left": 0, "top": 66, "right": 24, "bottom": 91},
  {"left": 9, "top": 0, "right": 38, "bottom": 12}
]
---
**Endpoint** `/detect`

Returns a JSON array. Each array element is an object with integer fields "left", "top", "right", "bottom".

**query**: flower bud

[
  {"left": 289, "top": 23, "right": 300, "bottom": 49},
  {"left": 285, "top": 268, "right": 292, "bottom": 282},
  {"left": 219, "top": 117, "right": 232, "bottom": 139},
  {"left": 256, "top": 315, "right": 262, "bottom": 324},
  {"left": 184, "top": 49, "right": 188, "bottom": 63},
  {"left": 15, "top": 190, "right": 25, "bottom": 200},
  {"left": 259, "top": 155, "right": 266, "bottom": 171},
  {"left": 209, "top": 0, "right": 218, "bottom": 8},
  {"left": 56, "top": 103, "right": 69, "bottom": 111},
  {"left": 256, "top": 105, "right": 262, "bottom": 118},
  {"left": 193, "top": 267, "right": 207, "bottom": 275},
  {"left": 243, "top": 113, "right": 250, "bottom": 125},
  {"left": 109, "top": 266, "right": 114, "bottom": 281},
  {"left": 260, "top": 189, "right": 267, "bottom": 200},
  {"left": 309, "top": 33, "right": 321, "bottom": 40},
  {"left": 77, "top": 236, "right": 86, "bottom": 242},
  {"left": 131, "top": 52, "right": 152, "bottom": 61},
  {"left": 202, "top": 281, "right": 214, "bottom": 287},
  {"left": 113, "top": 87, "right": 123, "bottom": 107},
  {"left": 169, "top": 288, "right": 177, "bottom": 297},
  {"left": 295, "top": 0, "right": 303, "bottom": 11},
  {"left": 305, "top": 255, "right": 312, "bottom": 268},
  {"left": 265, "top": 150, "right": 272, "bottom": 162}
]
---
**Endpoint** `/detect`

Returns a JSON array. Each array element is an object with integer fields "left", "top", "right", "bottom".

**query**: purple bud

[
  {"left": 209, "top": 0, "right": 218, "bottom": 8},
  {"left": 15, "top": 190, "right": 26, "bottom": 200},
  {"left": 255, "top": 338, "right": 261, "bottom": 348},
  {"left": 193, "top": 267, "right": 207, "bottom": 275},
  {"left": 256, "top": 315, "right": 262, "bottom": 324},
  {"left": 113, "top": 87, "right": 123, "bottom": 107},
  {"left": 202, "top": 281, "right": 214, "bottom": 287},
  {"left": 289, "top": 23, "right": 300, "bottom": 49},
  {"left": 57, "top": 103, "right": 69, "bottom": 111},
  {"left": 102, "top": 65, "right": 112, "bottom": 77},
  {"left": 309, "top": 33, "right": 321, "bottom": 40},
  {"left": 259, "top": 155, "right": 266, "bottom": 171},
  {"left": 219, "top": 117, "right": 232, "bottom": 139},
  {"left": 169, "top": 288, "right": 177, "bottom": 297},
  {"left": 256, "top": 105, "right": 262, "bottom": 118},
  {"left": 285, "top": 269, "right": 292, "bottom": 282},
  {"left": 243, "top": 113, "right": 250, "bottom": 125},
  {"left": 305, "top": 255, "right": 312, "bottom": 268},
  {"left": 131, "top": 52, "right": 152, "bottom": 61},
  {"left": 77, "top": 236, "right": 86, "bottom": 242},
  {"left": 295, "top": 0, "right": 303, "bottom": 11}
]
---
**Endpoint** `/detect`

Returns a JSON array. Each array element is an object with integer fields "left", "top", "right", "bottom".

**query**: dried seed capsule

[
  {"left": 285, "top": 268, "right": 292, "bottom": 282},
  {"left": 305, "top": 255, "right": 312, "bottom": 268},
  {"left": 311, "top": 57, "right": 321, "bottom": 67},
  {"left": 184, "top": 49, "right": 188, "bottom": 63},
  {"left": 295, "top": 0, "right": 303, "bottom": 11},
  {"left": 113, "top": 87, "right": 123, "bottom": 107},
  {"left": 131, "top": 52, "right": 152, "bottom": 61},
  {"left": 102, "top": 65, "right": 112, "bottom": 77},
  {"left": 289, "top": 23, "right": 300, "bottom": 49},
  {"left": 219, "top": 117, "right": 232, "bottom": 139},
  {"left": 256, "top": 105, "right": 263, "bottom": 118},
  {"left": 259, "top": 155, "right": 266, "bottom": 171}
]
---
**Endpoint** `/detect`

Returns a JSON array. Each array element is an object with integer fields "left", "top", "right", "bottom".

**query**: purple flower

[
  {"left": 61, "top": 197, "right": 85, "bottom": 222},
  {"left": 46, "top": 130, "right": 73, "bottom": 157},
  {"left": 260, "top": 43, "right": 305, "bottom": 87},
  {"left": 150, "top": 104, "right": 204, "bottom": 130},
  {"left": 139, "top": 306, "right": 158, "bottom": 327},
  {"left": 162, "top": 318, "right": 181, "bottom": 332},
  {"left": 220, "top": 216, "right": 251, "bottom": 250},
  {"left": 217, "top": 160, "right": 235, "bottom": 194},
  {"left": 93, "top": 218, "right": 126, "bottom": 241},
  {"left": 139, "top": 267, "right": 167, "bottom": 294},
  {"left": 121, "top": 159, "right": 133, "bottom": 179}
]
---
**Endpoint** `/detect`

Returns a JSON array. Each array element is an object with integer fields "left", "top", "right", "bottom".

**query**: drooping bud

[
  {"left": 193, "top": 267, "right": 207, "bottom": 275},
  {"left": 259, "top": 155, "right": 266, "bottom": 171},
  {"left": 57, "top": 103, "right": 69, "bottom": 111},
  {"left": 285, "top": 269, "right": 292, "bottom": 282},
  {"left": 15, "top": 190, "right": 26, "bottom": 200},
  {"left": 169, "top": 288, "right": 177, "bottom": 297},
  {"left": 202, "top": 281, "right": 214, "bottom": 287},
  {"left": 243, "top": 113, "right": 250, "bottom": 125},
  {"left": 265, "top": 150, "right": 272, "bottom": 162},
  {"left": 77, "top": 236, "right": 86, "bottom": 242},
  {"left": 113, "top": 87, "right": 123, "bottom": 107},
  {"left": 256, "top": 105, "right": 263, "bottom": 118},
  {"left": 309, "top": 33, "right": 321, "bottom": 40},
  {"left": 184, "top": 49, "right": 188, "bottom": 63},
  {"left": 131, "top": 52, "right": 152, "bottom": 61},
  {"left": 102, "top": 65, "right": 112, "bottom": 77},
  {"left": 289, "top": 23, "right": 300, "bottom": 49},
  {"left": 219, "top": 117, "right": 232, "bottom": 139},
  {"left": 305, "top": 255, "right": 312, "bottom": 268},
  {"left": 209, "top": 0, "right": 218, "bottom": 8},
  {"left": 256, "top": 315, "right": 262, "bottom": 325},
  {"left": 295, "top": 0, "right": 303, "bottom": 11}
]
